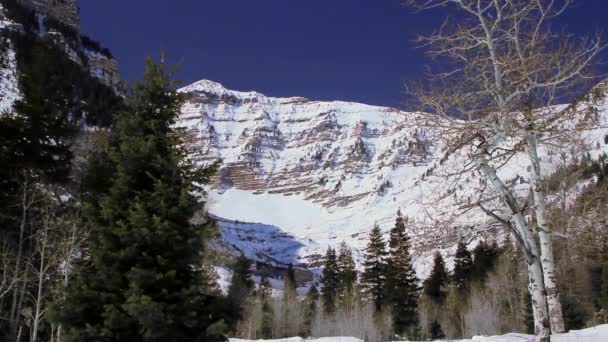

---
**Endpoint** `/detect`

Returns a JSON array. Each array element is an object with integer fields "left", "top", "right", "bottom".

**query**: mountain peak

[{"left": 179, "top": 79, "right": 264, "bottom": 100}]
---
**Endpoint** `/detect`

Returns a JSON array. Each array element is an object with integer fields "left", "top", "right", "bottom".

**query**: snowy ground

[{"left": 228, "top": 324, "right": 608, "bottom": 342}]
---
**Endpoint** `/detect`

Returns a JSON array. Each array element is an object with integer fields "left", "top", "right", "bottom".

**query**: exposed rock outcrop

[
  {"left": 177, "top": 79, "right": 608, "bottom": 276},
  {"left": 18, "top": 0, "right": 80, "bottom": 30}
]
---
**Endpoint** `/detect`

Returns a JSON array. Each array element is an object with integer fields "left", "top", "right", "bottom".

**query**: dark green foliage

[
  {"left": 281, "top": 264, "right": 298, "bottom": 335},
  {"left": 423, "top": 252, "right": 449, "bottom": 304},
  {"left": 284, "top": 264, "right": 297, "bottom": 295},
  {"left": 1, "top": 37, "right": 75, "bottom": 184},
  {"left": 600, "top": 265, "right": 608, "bottom": 311},
  {"left": 429, "top": 320, "right": 445, "bottom": 340},
  {"left": 561, "top": 291, "right": 589, "bottom": 330},
  {"left": 452, "top": 241, "right": 473, "bottom": 290},
  {"left": 55, "top": 59, "right": 226, "bottom": 342},
  {"left": 336, "top": 241, "right": 357, "bottom": 307},
  {"left": 0, "top": 34, "right": 77, "bottom": 340},
  {"left": 591, "top": 263, "right": 608, "bottom": 323},
  {"left": 522, "top": 291, "right": 535, "bottom": 334},
  {"left": 7, "top": 32, "right": 123, "bottom": 127},
  {"left": 258, "top": 277, "right": 273, "bottom": 339},
  {"left": 471, "top": 240, "right": 501, "bottom": 281},
  {"left": 227, "top": 254, "right": 255, "bottom": 330},
  {"left": 302, "top": 283, "right": 319, "bottom": 337},
  {"left": 385, "top": 211, "right": 419, "bottom": 336},
  {"left": 321, "top": 247, "right": 339, "bottom": 314},
  {"left": 360, "top": 224, "right": 388, "bottom": 313}
]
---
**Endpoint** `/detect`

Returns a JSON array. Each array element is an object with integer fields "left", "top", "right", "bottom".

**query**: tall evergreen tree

[
  {"left": 321, "top": 247, "right": 339, "bottom": 314},
  {"left": 423, "top": 252, "right": 449, "bottom": 304},
  {"left": 452, "top": 241, "right": 473, "bottom": 290},
  {"left": 283, "top": 264, "right": 297, "bottom": 296},
  {"left": 385, "top": 211, "right": 420, "bottom": 336},
  {"left": 258, "top": 277, "right": 273, "bottom": 339},
  {"left": 360, "top": 224, "right": 388, "bottom": 313},
  {"left": 303, "top": 283, "right": 319, "bottom": 337},
  {"left": 55, "top": 58, "right": 226, "bottom": 342},
  {"left": 0, "top": 38, "right": 76, "bottom": 341},
  {"left": 523, "top": 291, "right": 535, "bottom": 334},
  {"left": 281, "top": 264, "right": 298, "bottom": 336},
  {"left": 227, "top": 254, "right": 255, "bottom": 329},
  {"left": 471, "top": 240, "right": 501, "bottom": 282},
  {"left": 336, "top": 241, "right": 357, "bottom": 309}
]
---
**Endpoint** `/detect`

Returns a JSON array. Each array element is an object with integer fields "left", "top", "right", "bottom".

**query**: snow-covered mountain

[{"left": 177, "top": 80, "right": 608, "bottom": 277}]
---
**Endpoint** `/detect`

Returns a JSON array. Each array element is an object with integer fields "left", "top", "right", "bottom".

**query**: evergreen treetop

[
  {"left": 471, "top": 240, "right": 501, "bottom": 281},
  {"left": 423, "top": 252, "right": 449, "bottom": 304},
  {"left": 284, "top": 264, "right": 297, "bottom": 295},
  {"left": 321, "top": 247, "right": 339, "bottom": 314},
  {"left": 336, "top": 241, "right": 358, "bottom": 293},
  {"left": 385, "top": 211, "right": 420, "bottom": 336},
  {"left": 452, "top": 241, "right": 473, "bottom": 290},
  {"left": 360, "top": 224, "right": 388, "bottom": 313}
]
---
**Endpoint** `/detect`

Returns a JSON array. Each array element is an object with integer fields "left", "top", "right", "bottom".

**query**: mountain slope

[{"left": 177, "top": 80, "right": 608, "bottom": 277}]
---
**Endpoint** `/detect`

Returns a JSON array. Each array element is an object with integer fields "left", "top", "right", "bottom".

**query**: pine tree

[
  {"left": 423, "top": 252, "right": 449, "bottom": 304},
  {"left": 0, "top": 38, "right": 77, "bottom": 341},
  {"left": 599, "top": 264, "right": 608, "bottom": 311},
  {"left": 227, "top": 254, "right": 255, "bottom": 329},
  {"left": 303, "top": 283, "right": 319, "bottom": 337},
  {"left": 283, "top": 264, "right": 297, "bottom": 296},
  {"left": 385, "top": 211, "right": 420, "bottom": 336},
  {"left": 336, "top": 242, "right": 357, "bottom": 310},
  {"left": 429, "top": 320, "right": 445, "bottom": 340},
  {"left": 321, "top": 247, "right": 339, "bottom": 314},
  {"left": 55, "top": 58, "right": 226, "bottom": 342},
  {"left": 523, "top": 291, "right": 535, "bottom": 334},
  {"left": 1, "top": 38, "right": 74, "bottom": 185},
  {"left": 452, "top": 241, "right": 473, "bottom": 290},
  {"left": 258, "top": 277, "right": 273, "bottom": 339},
  {"left": 281, "top": 264, "right": 298, "bottom": 336},
  {"left": 471, "top": 240, "right": 501, "bottom": 282},
  {"left": 360, "top": 224, "right": 388, "bottom": 313}
]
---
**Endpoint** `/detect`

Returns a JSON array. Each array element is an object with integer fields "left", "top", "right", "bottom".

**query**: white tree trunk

[
  {"left": 30, "top": 225, "right": 49, "bottom": 342},
  {"left": 476, "top": 154, "right": 551, "bottom": 341},
  {"left": 10, "top": 174, "right": 30, "bottom": 332},
  {"left": 526, "top": 131, "right": 566, "bottom": 333}
]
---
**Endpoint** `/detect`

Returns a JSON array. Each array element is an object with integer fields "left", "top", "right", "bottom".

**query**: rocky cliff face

[
  {"left": 18, "top": 0, "right": 80, "bottom": 30},
  {"left": 1, "top": 0, "right": 120, "bottom": 106},
  {"left": 177, "top": 80, "right": 608, "bottom": 276},
  {"left": 86, "top": 51, "right": 120, "bottom": 88}
]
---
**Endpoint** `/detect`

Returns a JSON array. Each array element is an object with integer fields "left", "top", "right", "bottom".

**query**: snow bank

[
  {"left": 230, "top": 338, "right": 362, "bottom": 342},
  {"left": 442, "top": 324, "right": 608, "bottom": 341},
  {"left": 229, "top": 324, "right": 608, "bottom": 342}
]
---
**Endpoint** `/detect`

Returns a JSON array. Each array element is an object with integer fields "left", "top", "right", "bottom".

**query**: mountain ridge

[{"left": 176, "top": 79, "right": 608, "bottom": 278}]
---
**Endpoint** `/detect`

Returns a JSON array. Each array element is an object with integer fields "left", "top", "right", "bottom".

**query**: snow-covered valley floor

[{"left": 229, "top": 324, "right": 608, "bottom": 342}]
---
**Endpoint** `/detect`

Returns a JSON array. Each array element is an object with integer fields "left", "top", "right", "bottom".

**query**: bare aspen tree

[
  {"left": 403, "top": 0, "right": 605, "bottom": 340},
  {"left": 8, "top": 170, "right": 40, "bottom": 340},
  {"left": 26, "top": 207, "right": 57, "bottom": 342},
  {"left": 0, "top": 241, "right": 18, "bottom": 305}
]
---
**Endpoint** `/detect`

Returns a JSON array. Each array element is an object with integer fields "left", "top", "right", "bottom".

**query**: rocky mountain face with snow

[{"left": 177, "top": 80, "right": 608, "bottom": 276}]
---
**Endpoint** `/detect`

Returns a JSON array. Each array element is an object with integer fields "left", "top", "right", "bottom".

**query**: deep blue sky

[{"left": 81, "top": 1, "right": 608, "bottom": 107}]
